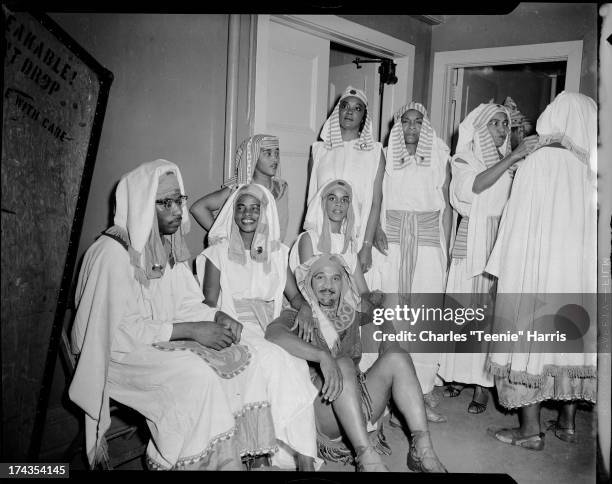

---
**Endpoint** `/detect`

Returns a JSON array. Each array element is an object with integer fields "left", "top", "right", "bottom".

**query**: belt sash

[{"left": 385, "top": 210, "right": 440, "bottom": 298}]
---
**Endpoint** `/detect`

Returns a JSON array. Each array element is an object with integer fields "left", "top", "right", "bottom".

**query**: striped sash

[
  {"left": 451, "top": 215, "right": 500, "bottom": 262},
  {"left": 451, "top": 217, "right": 469, "bottom": 259},
  {"left": 386, "top": 210, "right": 440, "bottom": 299},
  {"left": 233, "top": 298, "right": 276, "bottom": 333}
]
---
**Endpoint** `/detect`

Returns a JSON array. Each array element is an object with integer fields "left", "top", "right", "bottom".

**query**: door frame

[
  {"left": 429, "top": 40, "right": 583, "bottom": 145},
  {"left": 254, "top": 14, "right": 416, "bottom": 144}
]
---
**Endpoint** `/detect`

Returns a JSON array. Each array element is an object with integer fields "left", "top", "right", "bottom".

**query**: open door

[{"left": 254, "top": 16, "right": 330, "bottom": 245}]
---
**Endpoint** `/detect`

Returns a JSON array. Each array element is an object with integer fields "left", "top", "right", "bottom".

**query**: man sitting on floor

[{"left": 265, "top": 253, "right": 447, "bottom": 472}]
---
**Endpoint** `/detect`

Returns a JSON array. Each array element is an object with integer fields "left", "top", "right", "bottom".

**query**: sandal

[
  {"left": 467, "top": 400, "right": 487, "bottom": 414},
  {"left": 423, "top": 391, "right": 441, "bottom": 408},
  {"left": 487, "top": 427, "right": 545, "bottom": 451},
  {"left": 467, "top": 387, "right": 488, "bottom": 414},
  {"left": 355, "top": 446, "right": 389, "bottom": 472},
  {"left": 443, "top": 384, "right": 463, "bottom": 398},
  {"left": 425, "top": 405, "right": 447, "bottom": 423},
  {"left": 406, "top": 431, "right": 447, "bottom": 473},
  {"left": 546, "top": 420, "right": 577, "bottom": 444}
]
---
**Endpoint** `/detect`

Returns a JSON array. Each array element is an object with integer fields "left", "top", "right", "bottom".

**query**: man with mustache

[
  {"left": 265, "top": 254, "right": 447, "bottom": 473},
  {"left": 69, "top": 160, "right": 277, "bottom": 470}
]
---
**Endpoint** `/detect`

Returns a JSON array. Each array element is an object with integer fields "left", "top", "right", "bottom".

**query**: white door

[
  {"left": 254, "top": 17, "right": 330, "bottom": 245},
  {"left": 328, "top": 62, "right": 381, "bottom": 141}
]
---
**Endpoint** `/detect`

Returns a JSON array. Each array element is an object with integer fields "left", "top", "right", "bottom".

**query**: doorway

[
  {"left": 449, "top": 61, "right": 567, "bottom": 152},
  {"left": 429, "top": 40, "right": 583, "bottom": 147},
  {"left": 253, "top": 14, "right": 415, "bottom": 243}
]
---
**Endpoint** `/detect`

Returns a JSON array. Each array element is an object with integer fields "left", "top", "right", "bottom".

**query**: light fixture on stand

[{"left": 352, "top": 57, "right": 398, "bottom": 94}]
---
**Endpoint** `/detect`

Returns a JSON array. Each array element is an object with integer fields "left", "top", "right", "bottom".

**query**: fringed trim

[
  {"left": 146, "top": 401, "right": 276, "bottom": 470},
  {"left": 317, "top": 424, "right": 390, "bottom": 466},
  {"left": 500, "top": 394, "right": 597, "bottom": 410},
  {"left": 488, "top": 361, "right": 597, "bottom": 388},
  {"left": 92, "top": 437, "right": 110, "bottom": 469}
]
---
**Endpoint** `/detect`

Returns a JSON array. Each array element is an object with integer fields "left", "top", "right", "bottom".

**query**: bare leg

[
  {"left": 312, "top": 357, "right": 387, "bottom": 471},
  {"left": 558, "top": 402, "right": 577, "bottom": 429},
  {"left": 489, "top": 403, "right": 544, "bottom": 451},
  {"left": 364, "top": 349, "right": 446, "bottom": 472},
  {"left": 365, "top": 348, "right": 427, "bottom": 432},
  {"left": 546, "top": 401, "right": 577, "bottom": 443},
  {"left": 468, "top": 384, "right": 489, "bottom": 414},
  {"left": 519, "top": 403, "right": 541, "bottom": 435}
]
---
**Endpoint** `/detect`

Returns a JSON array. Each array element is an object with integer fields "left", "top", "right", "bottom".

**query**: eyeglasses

[{"left": 155, "top": 195, "right": 188, "bottom": 211}]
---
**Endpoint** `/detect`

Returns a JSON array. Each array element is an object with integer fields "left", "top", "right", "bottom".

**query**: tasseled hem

[
  {"left": 146, "top": 401, "right": 277, "bottom": 470},
  {"left": 487, "top": 361, "right": 597, "bottom": 388},
  {"left": 92, "top": 437, "right": 110, "bottom": 469},
  {"left": 499, "top": 394, "right": 597, "bottom": 410},
  {"left": 317, "top": 424, "right": 391, "bottom": 466}
]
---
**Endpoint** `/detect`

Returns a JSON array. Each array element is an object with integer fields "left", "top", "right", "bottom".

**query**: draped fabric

[
  {"left": 485, "top": 92, "right": 597, "bottom": 402},
  {"left": 449, "top": 103, "right": 513, "bottom": 279},
  {"left": 110, "top": 159, "right": 191, "bottom": 285},
  {"left": 290, "top": 179, "right": 359, "bottom": 273},
  {"left": 200, "top": 183, "right": 320, "bottom": 468},
  {"left": 202, "top": 240, "right": 321, "bottom": 468},
  {"left": 206, "top": 184, "right": 282, "bottom": 275},
  {"left": 223, "top": 135, "right": 280, "bottom": 187},
  {"left": 441, "top": 104, "right": 513, "bottom": 388},
  {"left": 459, "top": 103, "right": 512, "bottom": 168},
  {"left": 69, "top": 161, "right": 276, "bottom": 470},
  {"left": 384, "top": 210, "right": 440, "bottom": 301},
  {"left": 387, "top": 102, "right": 435, "bottom": 170},
  {"left": 321, "top": 86, "right": 375, "bottom": 152},
  {"left": 294, "top": 254, "right": 361, "bottom": 354}
]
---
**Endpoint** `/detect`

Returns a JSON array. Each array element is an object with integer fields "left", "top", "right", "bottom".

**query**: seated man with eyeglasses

[{"left": 69, "top": 159, "right": 278, "bottom": 470}]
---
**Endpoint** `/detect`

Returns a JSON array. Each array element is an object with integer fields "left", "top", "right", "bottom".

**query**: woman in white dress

[
  {"left": 197, "top": 183, "right": 321, "bottom": 470},
  {"left": 439, "top": 102, "right": 539, "bottom": 414},
  {"left": 307, "top": 85, "right": 387, "bottom": 277}
]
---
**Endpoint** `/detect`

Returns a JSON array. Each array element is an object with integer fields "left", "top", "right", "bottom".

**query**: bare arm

[
  {"left": 265, "top": 313, "right": 343, "bottom": 401},
  {"left": 189, "top": 187, "right": 231, "bottom": 231},
  {"left": 472, "top": 135, "right": 539, "bottom": 194},
  {"left": 352, "top": 260, "right": 370, "bottom": 295},
  {"left": 358, "top": 150, "right": 386, "bottom": 271},
  {"left": 202, "top": 258, "right": 221, "bottom": 307},
  {"left": 297, "top": 232, "right": 314, "bottom": 265},
  {"left": 169, "top": 313, "right": 235, "bottom": 350},
  {"left": 265, "top": 314, "right": 327, "bottom": 364},
  {"left": 284, "top": 265, "right": 316, "bottom": 342},
  {"left": 363, "top": 150, "right": 385, "bottom": 246}
]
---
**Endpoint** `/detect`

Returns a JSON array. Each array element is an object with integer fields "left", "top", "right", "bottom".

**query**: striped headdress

[
  {"left": 387, "top": 101, "right": 435, "bottom": 170},
  {"left": 223, "top": 134, "right": 279, "bottom": 187},
  {"left": 320, "top": 86, "right": 375, "bottom": 152},
  {"left": 457, "top": 103, "right": 511, "bottom": 168}
]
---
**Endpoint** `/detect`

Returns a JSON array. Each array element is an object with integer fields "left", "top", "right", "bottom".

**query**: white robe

[
  {"left": 203, "top": 241, "right": 320, "bottom": 469},
  {"left": 308, "top": 140, "right": 383, "bottom": 249},
  {"left": 439, "top": 151, "right": 513, "bottom": 388},
  {"left": 485, "top": 146, "right": 597, "bottom": 378},
  {"left": 69, "top": 235, "right": 275, "bottom": 470},
  {"left": 369, "top": 143, "right": 449, "bottom": 394}
]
